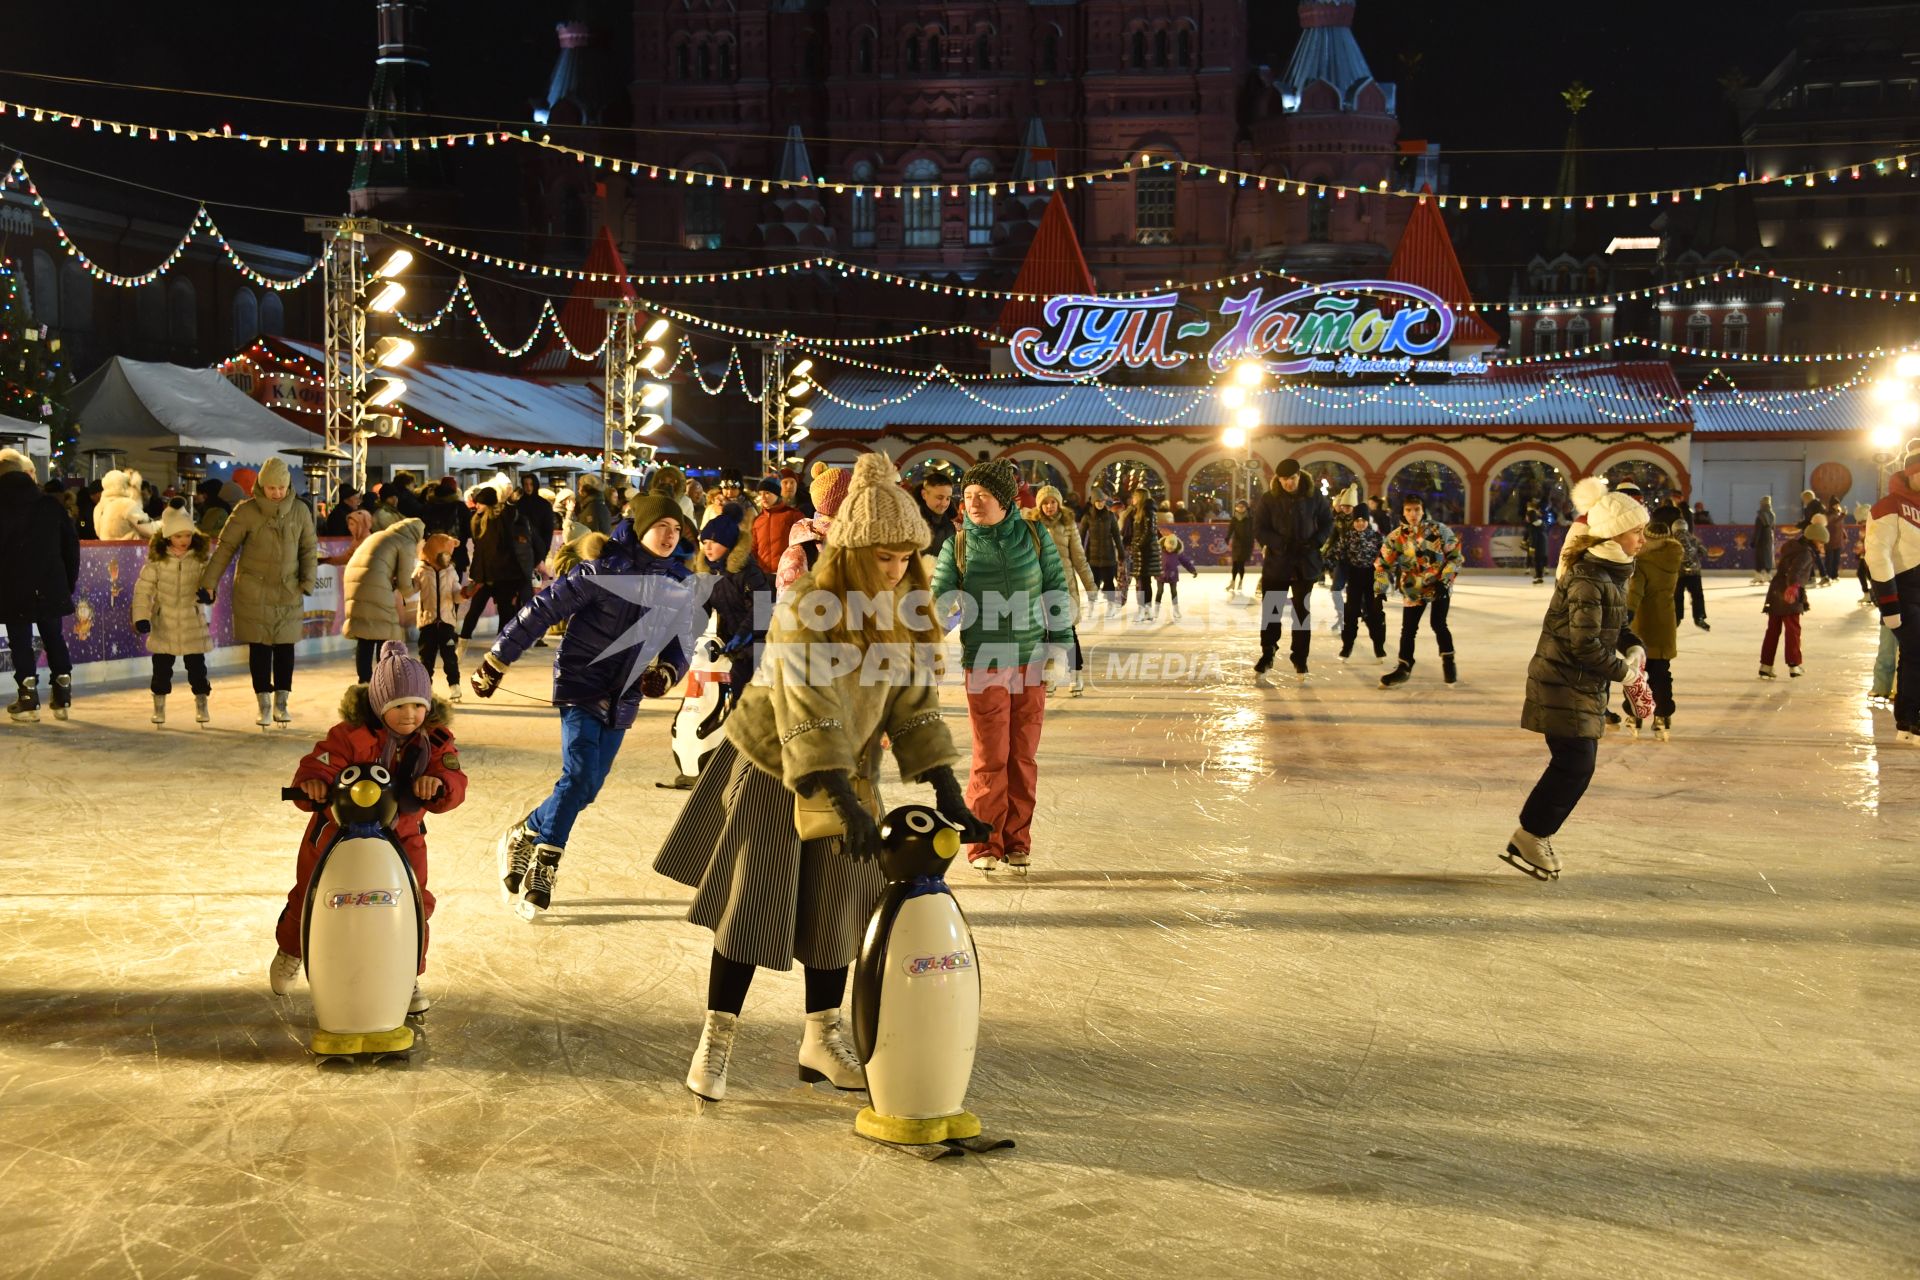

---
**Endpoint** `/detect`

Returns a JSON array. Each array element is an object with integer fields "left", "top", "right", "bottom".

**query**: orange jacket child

[{"left": 270, "top": 642, "right": 466, "bottom": 1002}]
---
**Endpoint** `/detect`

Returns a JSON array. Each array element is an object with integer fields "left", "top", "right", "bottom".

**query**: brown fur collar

[{"left": 338, "top": 684, "right": 454, "bottom": 732}]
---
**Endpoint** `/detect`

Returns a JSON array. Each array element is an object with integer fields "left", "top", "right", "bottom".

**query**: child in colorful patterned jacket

[{"left": 1375, "top": 494, "right": 1465, "bottom": 687}]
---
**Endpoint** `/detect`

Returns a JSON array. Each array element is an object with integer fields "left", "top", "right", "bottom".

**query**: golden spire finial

[{"left": 1562, "top": 82, "right": 1593, "bottom": 116}]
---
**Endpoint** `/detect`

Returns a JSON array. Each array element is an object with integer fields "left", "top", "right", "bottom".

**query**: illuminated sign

[{"left": 1008, "top": 281, "right": 1491, "bottom": 382}]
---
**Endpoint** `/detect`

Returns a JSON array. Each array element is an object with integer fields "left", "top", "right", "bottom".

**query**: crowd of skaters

[{"left": 1, "top": 439, "right": 1916, "bottom": 1100}]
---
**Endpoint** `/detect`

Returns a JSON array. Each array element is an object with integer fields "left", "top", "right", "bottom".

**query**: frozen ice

[{"left": 2, "top": 574, "right": 1915, "bottom": 1278}]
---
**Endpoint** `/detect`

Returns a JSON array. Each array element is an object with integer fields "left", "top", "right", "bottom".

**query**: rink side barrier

[
  {"left": 1159, "top": 521, "right": 1851, "bottom": 572},
  {"left": 0, "top": 536, "right": 529, "bottom": 689}
]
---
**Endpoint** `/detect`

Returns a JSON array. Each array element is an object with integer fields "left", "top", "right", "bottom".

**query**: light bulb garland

[
  {"left": 3, "top": 91, "right": 1917, "bottom": 217},
  {"left": 4, "top": 159, "right": 320, "bottom": 290}
]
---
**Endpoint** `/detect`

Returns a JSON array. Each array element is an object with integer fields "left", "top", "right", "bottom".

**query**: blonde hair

[
  {"left": 810, "top": 541, "right": 933, "bottom": 649},
  {"left": 1556, "top": 530, "right": 1613, "bottom": 580}
]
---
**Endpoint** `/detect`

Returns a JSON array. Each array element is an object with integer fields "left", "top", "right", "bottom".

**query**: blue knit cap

[{"left": 699, "top": 502, "right": 743, "bottom": 550}]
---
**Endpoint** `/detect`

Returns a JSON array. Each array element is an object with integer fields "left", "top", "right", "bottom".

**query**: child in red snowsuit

[{"left": 271, "top": 641, "right": 466, "bottom": 1005}]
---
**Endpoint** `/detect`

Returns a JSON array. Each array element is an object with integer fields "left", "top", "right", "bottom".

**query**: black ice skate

[
  {"left": 49, "top": 674, "right": 70, "bottom": 720},
  {"left": 1502, "top": 828, "right": 1560, "bottom": 881},
  {"left": 1379, "top": 660, "right": 1412, "bottom": 689},
  {"left": 1441, "top": 653, "right": 1458, "bottom": 685},
  {"left": 517, "top": 844, "right": 563, "bottom": 919},
  {"left": 496, "top": 818, "right": 538, "bottom": 904},
  {"left": 7, "top": 677, "right": 39, "bottom": 723}
]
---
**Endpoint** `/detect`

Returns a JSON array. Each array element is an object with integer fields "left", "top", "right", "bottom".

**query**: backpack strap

[{"left": 954, "top": 528, "right": 965, "bottom": 577}]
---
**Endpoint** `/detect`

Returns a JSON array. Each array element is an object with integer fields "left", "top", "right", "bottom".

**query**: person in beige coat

[
  {"left": 342, "top": 517, "right": 424, "bottom": 682},
  {"left": 133, "top": 502, "right": 214, "bottom": 726},
  {"left": 200, "top": 457, "right": 317, "bottom": 728},
  {"left": 1025, "top": 483, "right": 1097, "bottom": 695},
  {"left": 652, "top": 450, "right": 989, "bottom": 1103}
]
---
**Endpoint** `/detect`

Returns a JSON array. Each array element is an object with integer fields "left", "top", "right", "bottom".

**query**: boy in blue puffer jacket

[{"left": 471, "top": 493, "right": 714, "bottom": 919}]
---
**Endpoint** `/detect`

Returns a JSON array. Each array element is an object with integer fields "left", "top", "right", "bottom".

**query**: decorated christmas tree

[{"left": 0, "top": 256, "right": 76, "bottom": 473}]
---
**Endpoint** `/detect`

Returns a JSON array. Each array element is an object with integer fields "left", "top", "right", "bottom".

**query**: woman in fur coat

[{"left": 652, "top": 452, "right": 987, "bottom": 1104}]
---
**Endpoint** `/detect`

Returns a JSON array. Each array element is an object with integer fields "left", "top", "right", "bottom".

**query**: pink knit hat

[
  {"left": 368, "top": 640, "right": 433, "bottom": 715},
  {"left": 809, "top": 461, "right": 851, "bottom": 517}
]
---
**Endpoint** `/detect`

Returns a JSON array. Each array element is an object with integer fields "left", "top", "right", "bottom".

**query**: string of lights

[{"left": 3, "top": 91, "right": 1917, "bottom": 211}]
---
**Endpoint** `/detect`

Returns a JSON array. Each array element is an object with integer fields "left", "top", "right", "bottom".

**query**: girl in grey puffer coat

[{"left": 133, "top": 502, "right": 214, "bottom": 724}]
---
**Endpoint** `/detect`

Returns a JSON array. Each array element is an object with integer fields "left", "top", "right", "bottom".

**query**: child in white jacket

[
  {"left": 412, "top": 532, "right": 463, "bottom": 702},
  {"left": 132, "top": 502, "right": 214, "bottom": 725}
]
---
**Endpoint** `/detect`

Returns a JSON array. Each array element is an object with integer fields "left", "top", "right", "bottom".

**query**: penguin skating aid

[
  {"left": 282, "top": 767, "right": 425, "bottom": 1061},
  {"left": 851, "top": 804, "right": 1013, "bottom": 1158}
]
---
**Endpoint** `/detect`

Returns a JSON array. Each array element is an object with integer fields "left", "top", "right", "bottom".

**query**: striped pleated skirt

[{"left": 652, "top": 738, "right": 885, "bottom": 972}]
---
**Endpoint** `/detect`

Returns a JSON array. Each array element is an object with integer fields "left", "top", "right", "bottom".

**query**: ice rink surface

[{"left": 3, "top": 574, "right": 1915, "bottom": 1279}]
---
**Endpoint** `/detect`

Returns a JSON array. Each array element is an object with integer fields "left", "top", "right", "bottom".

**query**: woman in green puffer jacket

[{"left": 931, "top": 459, "right": 1071, "bottom": 875}]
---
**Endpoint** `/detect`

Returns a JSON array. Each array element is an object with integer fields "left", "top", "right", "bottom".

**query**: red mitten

[{"left": 1623, "top": 677, "right": 1655, "bottom": 721}]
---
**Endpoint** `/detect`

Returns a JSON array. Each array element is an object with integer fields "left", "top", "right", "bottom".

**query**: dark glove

[
  {"left": 922, "top": 764, "right": 992, "bottom": 845},
  {"left": 638, "top": 660, "right": 677, "bottom": 700},
  {"left": 134, "top": 620, "right": 151, "bottom": 635},
  {"left": 470, "top": 654, "right": 505, "bottom": 699},
  {"left": 802, "top": 770, "right": 880, "bottom": 862},
  {"left": 195, "top": 588, "right": 214, "bottom": 605}
]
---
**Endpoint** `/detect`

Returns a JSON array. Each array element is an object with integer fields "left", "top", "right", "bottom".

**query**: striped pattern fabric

[{"left": 653, "top": 740, "right": 885, "bottom": 972}]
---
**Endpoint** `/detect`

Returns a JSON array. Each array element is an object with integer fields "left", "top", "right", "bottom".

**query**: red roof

[
  {"left": 528, "top": 224, "right": 638, "bottom": 372},
  {"left": 996, "top": 194, "right": 1096, "bottom": 337},
  {"left": 1387, "top": 192, "right": 1501, "bottom": 347}
]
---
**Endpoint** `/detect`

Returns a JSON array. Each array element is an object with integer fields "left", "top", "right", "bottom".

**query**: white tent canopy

[
  {"left": 0, "top": 412, "right": 50, "bottom": 459},
  {"left": 72, "top": 357, "right": 318, "bottom": 483}
]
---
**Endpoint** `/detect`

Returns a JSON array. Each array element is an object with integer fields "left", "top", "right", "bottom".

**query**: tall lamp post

[
  {"left": 600, "top": 302, "right": 670, "bottom": 484},
  {"left": 760, "top": 348, "right": 814, "bottom": 470},
  {"left": 306, "top": 218, "right": 416, "bottom": 504}
]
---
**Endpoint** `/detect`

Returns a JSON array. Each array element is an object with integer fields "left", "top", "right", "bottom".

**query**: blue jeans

[
  {"left": 529, "top": 706, "right": 628, "bottom": 847},
  {"left": 1872, "top": 625, "right": 1898, "bottom": 698}
]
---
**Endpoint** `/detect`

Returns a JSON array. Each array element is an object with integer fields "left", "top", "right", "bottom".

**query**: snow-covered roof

[
  {"left": 807, "top": 363, "right": 1693, "bottom": 432},
  {"left": 274, "top": 339, "right": 717, "bottom": 458},
  {"left": 1691, "top": 387, "right": 1873, "bottom": 435}
]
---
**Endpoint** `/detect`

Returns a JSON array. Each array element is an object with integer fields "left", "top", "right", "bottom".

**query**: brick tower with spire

[{"left": 349, "top": 0, "right": 455, "bottom": 223}]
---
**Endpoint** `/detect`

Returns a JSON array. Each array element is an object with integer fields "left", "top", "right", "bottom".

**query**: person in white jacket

[
  {"left": 1864, "top": 450, "right": 1920, "bottom": 742},
  {"left": 412, "top": 532, "right": 463, "bottom": 702},
  {"left": 93, "top": 469, "right": 160, "bottom": 541}
]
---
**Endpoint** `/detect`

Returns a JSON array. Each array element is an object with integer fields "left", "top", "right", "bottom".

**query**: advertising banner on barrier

[{"left": 0, "top": 538, "right": 350, "bottom": 676}]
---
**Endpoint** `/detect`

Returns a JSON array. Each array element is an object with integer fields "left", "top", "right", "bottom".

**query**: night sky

[{"left": 0, "top": 0, "right": 1818, "bottom": 262}]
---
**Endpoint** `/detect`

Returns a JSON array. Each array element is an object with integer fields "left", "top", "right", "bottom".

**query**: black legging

[
  {"left": 151, "top": 653, "right": 210, "bottom": 696},
  {"left": 1644, "top": 657, "right": 1675, "bottom": 719},
  {"left": 1340, "top": 586, "right": 1386, "bottom": 654},
  {"left": 1672, "top": 574, "right": 1706, "bottom": 624},
  {"left": 354, "top": 637, "right": 382, "bottom": 683},
  {"left": 247, "top": 642, "right": 294, "bottom": 693},
  {"left": 1091, "top": 565, "right": 1119, "bottom": 607},
  {"left": 1519, "top": 735, "right": 1598, "bottom": 838},
  {"left": 459, "top": 580, "right": 526, "bottom": 639},
  {"left": 707, "top": 950, "right": 847, "bottom": 1016}
]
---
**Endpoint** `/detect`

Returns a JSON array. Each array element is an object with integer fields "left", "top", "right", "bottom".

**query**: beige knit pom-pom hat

[{"left": 826, "top": 451, "right": 931, "bottom": 551}]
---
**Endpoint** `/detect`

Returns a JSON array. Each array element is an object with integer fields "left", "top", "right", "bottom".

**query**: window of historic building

[
  {"left": 1308, "top": 197, "right": 1329, "bottom": 242},
  {"left": 674, "top": 40, "right": 689, "bottom": 81},
  {"left": 905, "top": 33, "right": 921, "bottom": 72},
  {"left": 1177, "top": 25, "right": 1193, "bottom": 68},
  {"left": 1130, "top": 29, "right": 1147, "bottom": 69},
  {"left": 1040, "top": 27, "right": 1059, "bottom": 74},
  {"left": 850, "top": 161, "right": 876, "bottom": 248},
  {"left": 1566, "top": 315, "right": 1591, "bottom": 351},
  {"left": 967, "top": 158, "right": 994, "bottom": 245},
  {"left": 1686, "top": 312, "right": 1711, "bottom": 348},
  {"left": 1155, "top": 29, "right": 1170, "bottom": 68},
  {"left": 856, "top": 28, "right": 875, "bottom": 75},
  {"left": 231, "top": 288, "right": 259, "bottom": 349},
  {"left": 927, "top": 27, "right": 944, "bottom": 72},
  {"left": 261, "top": 292, "right": 283, "bottom": 339},
  {"left": 59, "top": 261, "right": 92, "bottom": 334},
  {"left": 696, "top": 41, "right": 711, "bottom": 80},
  {"left": 684, "top": 183, "right": 723, "bottom": 250},
  {"left": 135, "top": 284, "right": 165, "bottom": 347},
  {"left": 976, "top": 29, "right": 993, "bottom": 72},
  {"left": 717, "top": 37, "right": 733, "bottom": 81},
  {"left": 30, "top": 249, "right": 58, "bottom": 328},
  {"left": 168, "top": 279, "right": 195, "bottom": 345},
  {"left": 904, "top": 159, "right": 942, "bottom": 246},
  {"left": 1724, "top": 312, "right": 1749, "bottom": 353},
  {"left": 1135, "top": 161, "right": 1174, "bottom": 242},
  {"left": 1533, "top": 317, "right": 1559, "bottom": 355}
]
